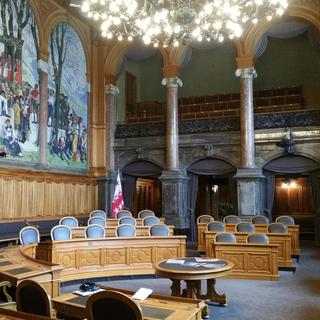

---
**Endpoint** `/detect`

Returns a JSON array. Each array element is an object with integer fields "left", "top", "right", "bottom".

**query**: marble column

[
  {"left": 160, "top": 77, "right": 189, "bottom": 231},
  {"left": 38, "top": 59, "right": 49, "bottom": 166},
  {"left": 234, "top": 67, "right": 264, "bottom": 217},
  {"left": 98, "top": 84, "right": 119, "bottom": 216}
]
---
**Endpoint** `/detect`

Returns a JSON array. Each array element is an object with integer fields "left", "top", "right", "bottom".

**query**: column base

[
  {"left": 159, "top": 170, "right": 189, "bottom": 229},
  {"left": 97, "top": 171, "right": 117, "bottom": 217},
  {"left": 234, "top": 168, "right": 265, "bottom": 218}
]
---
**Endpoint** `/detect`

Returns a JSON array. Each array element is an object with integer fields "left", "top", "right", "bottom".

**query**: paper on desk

[
  {"left": 132, "top": 288, "right": 153, "bottom": 301},
  {"left": 166, "top": 259, "right": 185, "bottom": 264},
  {"left": 73, "top": 289, "right": 104, "bottom": 296},
  {"left": 194, "top": 257, "right": 220, "bottom": 262}
]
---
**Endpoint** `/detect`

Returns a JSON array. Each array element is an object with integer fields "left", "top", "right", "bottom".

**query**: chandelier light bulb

[{"left": 77, "top": 0, "right": 289, "bottom": 46}]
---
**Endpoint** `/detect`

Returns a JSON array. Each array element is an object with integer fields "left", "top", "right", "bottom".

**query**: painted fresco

[
  {"left": 47, "top": 23, "right": 87, "bottom": 168},
  {"left": 0, "top": 0, "right": 39, "bottom": 161}
]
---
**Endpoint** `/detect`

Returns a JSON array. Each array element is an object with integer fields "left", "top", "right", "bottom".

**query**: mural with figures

[
  {"left": 0, "top": 0, "right": 39, "bottom": 161},
  {"left": 47, "top": 22, "right": 87, "bottom": 168}
]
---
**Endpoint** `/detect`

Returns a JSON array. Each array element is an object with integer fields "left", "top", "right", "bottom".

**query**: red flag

[{"left": 111, "top": 171, "right": 124, "bottom": 218}]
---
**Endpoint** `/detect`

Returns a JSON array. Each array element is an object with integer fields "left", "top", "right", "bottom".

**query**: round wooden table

[{"left": 154, "top": 257, "right": 233, "bottom": 306}]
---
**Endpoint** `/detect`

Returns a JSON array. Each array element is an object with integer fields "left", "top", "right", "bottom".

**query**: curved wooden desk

[{"left": 154, "top": 258, "right": 233, "bottom": 306}]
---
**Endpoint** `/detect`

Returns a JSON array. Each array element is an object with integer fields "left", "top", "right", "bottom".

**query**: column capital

[
  {"left": 104, "top": 84, "right": 119, "bottom": 95},
  {"left": 38, "top": 60, "right": 48, "bottom": 74},
  {"left": 161, "top": 77, "right": 183, "bottom": 88},
  {"left": 235, "top": 67, "right": 257, "bottom": 79}
]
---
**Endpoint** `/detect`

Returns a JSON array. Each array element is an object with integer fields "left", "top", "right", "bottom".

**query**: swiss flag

[{"left": 111, "top": 171, "right": 124, "bottom": 218}]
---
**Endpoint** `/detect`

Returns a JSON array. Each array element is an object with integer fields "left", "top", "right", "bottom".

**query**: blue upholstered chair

[
  {"left": 88, "top": 217, "right": 105, "bottom": 227},
  {"left": 149, "top": 224, "right": 169, "bottom": 236},
  {"left": 19, "top": 226, "right": 40, "bottom": 245},
  {"left": 214, "top": 232, "right": 237, "bottom": 243},
  {"left": 268, "top": 222, "right": 288, "bottom": 233},
  {"left": 223, "top": 215, "right": 241, "bottom": 224},
  {"left": 236, "top": 222, "right": 255, "bottom": 233},
  {"left": 116, "top": 210, "right": 132, "bottom": 219},
  {"left": 247, "top": 234, "right": 269, "bottom": 244},
  {"left": 59, "top": 216, "right": 79, "bottom": 228},
  {"left": 116, "top": 224, "right": 136, "bottom": 237},
  {"left": 207, "top": 221, "right": 225, "bottom": 232},
  {"left": 251, "top": 215, "right": 270, "bottom": 225},
  {"left": 86, "top": 290, "right": 143, "bottom": 320},
  {"left": 90, "top": 210, "right": 107, "bottom": 220},
  {"left": 50, "top": 225, "right": 72, "bottom": 240},
  {"left": 85, "top": 225, "right": 105, "bottom": 239},
  {"left": 142, "top": 216, "right": 161, "bottom": 226},
  {"left": 118, "top": 216, "right": 136, "bottom": 226},
  {"left": 197, "top": 215, "right": 214, "bottom": 224},
  {"left": 137, "top": 210, "right": 155, "bottom": 219},
  {"left": 275, "top": 215, "right": 295, "bottom": 225}
]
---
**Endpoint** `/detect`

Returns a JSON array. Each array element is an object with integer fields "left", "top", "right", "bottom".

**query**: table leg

[
  {"left": 186, "top": 280, "right": 199, "bottom": 300},
  {"left": 206, "top": 278, "right": 227, "bottom": 306},
  {"left": 170, "top": 279, "right": 181, "bottom": 296}
]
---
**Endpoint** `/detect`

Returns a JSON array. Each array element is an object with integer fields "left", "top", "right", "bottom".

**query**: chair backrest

[
  {"left": 16, "top": 280, "right": 52, "bottom": 318},
  {"left": 247, "top": 233, "right": 269, "bottom": 244},
  {"left": 90, "top": 210, "right": 107, "bottom": 220},
  {"left": 251, "top": 215, "right": 270, "bottom": 225},
  {"left": 142, "top": 216, "right": 161, "bottom": 226},
  {"left": 223, "top": 215, "right": 241, "bottom": 224},
  {"left": 275, "top": 215, "right": 295, "bottom": 225},
  {"left": 86, "top": 290, "right": 143, "bottom": 320},
  {"left": 50, "top": 225, "right": 72, "bottom": 240},
  {"left": 215, "top": 232, "right": 237, "bottom": 243},
  {"left": 137, "top": 210, "right": 156, "bottom": 219},
  {"left": 197, "top": 215, "right": 214, "bottom": 224},
  {"left": 88, "top": 217, "right": 106, "bottom": 227},
  {"left": 116, "top": 224, "right": 136, "bottom": 237},
  {"left": 236, "top": 222, "right": 255, "bottom": 233},
  {"left": 207, "top": 221, "right": 225, "bottom": 232},
  {"left": 19, "top": 226, "right": 40, "bottom": 245},
  {"left": 268, "top": 223, "right": 288, "bottom": 233},
  {"left": 85, "top": 225, "right": 105, "bottom": 238},
  {"left": 118, "top": 216, "right": 136, "bottom": 226},
  {"left": 59, "top": 216, "right": 79, "bottom": 228},
  {"left": 116, "top": 210, "right": 132, "bottom": 219},
  {"left": 149, "top": 224, "right": 169, "bottom": 236}
]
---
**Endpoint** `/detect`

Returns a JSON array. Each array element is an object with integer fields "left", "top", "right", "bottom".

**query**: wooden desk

[
  {"left": 0, "top": 245, "right": 62, "bottom": 298},
  {"left": 52, "top": 288, "right": 206, "bottom": 320},
  {"left": 154, "top": 258, "right": 233, "bottom": 306},
  {"left": 197, "top": 223, "right": 300, "bottom": 257},
  {"left": 71, "top": 225, "right": 174, "bottom": 238},
  {"left": 204, "top": 231, "right": 293, "bottom": 268},
  {"left": 36, "top": 236, "right": 186, "bottom": 282},
  {"left": 212, "top": 242, "right": 279, "bottom": 281},
  {"left": 0, "top": 308, "right": 54, "bottom": 320},
  {"left": 224, "top": 224, "right": 300, "bottom": 257},
  {"left": 106, "top": 218, "right": 165, "bottom": 228}
]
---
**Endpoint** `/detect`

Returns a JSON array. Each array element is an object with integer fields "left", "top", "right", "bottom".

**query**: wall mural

[
  {"left": 0, "top": 0, "right": 39, "bottom": 161},
  {"left": 47, "top": 22, "right": 88, "bottom": 168}
]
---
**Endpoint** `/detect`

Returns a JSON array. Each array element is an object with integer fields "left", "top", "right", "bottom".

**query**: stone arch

[
  {"left": 241, "top": 4, "right": 320, "bottom": 58},
  {"left": 121, "top": 159, "right": 163, "bottom": 214},
  {"left": 187, "top": 157, "right": 237, "bottom": 175},
  {"left": 28, "top": 0, "right": 45, "bottom": 54}
]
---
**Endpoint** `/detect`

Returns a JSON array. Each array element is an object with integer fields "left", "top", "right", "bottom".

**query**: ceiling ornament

[{"left": 70, "top": 0, "right": 288, "bottom": 47}]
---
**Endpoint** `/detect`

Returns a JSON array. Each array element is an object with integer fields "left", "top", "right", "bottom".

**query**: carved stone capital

[
  {"left": 161, "top": 77, "right": 183, "bottom": 88},
  {"left": 38, "top": 60, "right": 48, "bottom": 74},
  {"left": 235, "top": 67, "right": 257, "bottom": 79},
  {"left": 105, "top": 84, "right": 119, "bottom": 95}
]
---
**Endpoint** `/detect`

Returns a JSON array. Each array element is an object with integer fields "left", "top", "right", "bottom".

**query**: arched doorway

[
  {"left": 122, "top": 160, "right": 163, "bottom": 217},
  {"left": 263, "top": 155, "right": 320, "bottom": 241},
  {"left": 187, "top": 158, "right": 237, "bottom": 241}
]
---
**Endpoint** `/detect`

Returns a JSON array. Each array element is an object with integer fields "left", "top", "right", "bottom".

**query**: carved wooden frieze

[{"left": 116, "top": 111, "right": 320, "bottom": 138}]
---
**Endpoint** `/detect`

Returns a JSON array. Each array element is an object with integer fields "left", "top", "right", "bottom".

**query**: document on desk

[
  {"left": 166, "top": 259, "right": 185, "bottom": 264},
  {"left": 195, "top": 257, "right": 220, "bottom": 262},
  {"left": 132, "top": 288, "right": 153, "bottom": 301},
  {"left": 73, "top": 289, "right": 104, "bottom": 296}
]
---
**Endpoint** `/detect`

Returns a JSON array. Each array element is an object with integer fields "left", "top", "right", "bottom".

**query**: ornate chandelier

[{"left": 76, "top": 0, "right": 288, "bottom": 47}]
